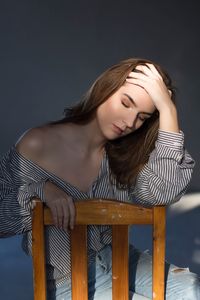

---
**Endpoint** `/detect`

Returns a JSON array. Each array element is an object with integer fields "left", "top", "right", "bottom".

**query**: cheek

[
  {"left": 97, "top": 100, "right": 119, "bottom": 121},
  {"left": 96, "top": 104, "right": 110, "bottom": 125}
]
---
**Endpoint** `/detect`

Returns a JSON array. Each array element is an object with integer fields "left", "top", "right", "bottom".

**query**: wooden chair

[{"left": 32, "top": 198, "right": 166, "bottom": 300}]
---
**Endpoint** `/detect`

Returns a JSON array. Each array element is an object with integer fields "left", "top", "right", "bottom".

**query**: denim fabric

[{"left": 47, "top": 244, "right": 200, "bottom": 300}]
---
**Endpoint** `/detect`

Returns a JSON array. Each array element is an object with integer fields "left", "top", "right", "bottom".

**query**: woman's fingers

[
  {"left": 134, "top": 64, "right": 154, "bottom": 77},
  {"left": 127, "top": 71, "right": 151, "bottom": 83},
  {"left": 62, "top": 198, "right": 70, "bottom": 232},
  {"left": 49, "top": 198, "right": 69, "bottom": 232},
  {"left": 56, "top": 200, "right": 65, "bottom": 229},
  {"left": 133, "top": 63, "right": 162, "bottom": 79},
  {"left": 44, "top": 181, "right": 76, "bottom": 232},
  {"left": 145, "top": 63, "right": 163, "bottom": 79},
  {"left": 60, "top": 196, "right": 75, "bottom": 231},
  {"left": 126, "top": 73, "right": 150, "bottom": 92},
  {"left": 68, "top": 197, "right": 76, "bottom": 230},
  {"left": 55, "top": 196, "right": 75, "bottom": 232},
  {"left": 128, "top": 63, "right": 163, "bottom": 81},
  {"left": 125, "top": 77, "right": 145, "bottom": 90},
  {"left": 50, "top": 205, "right": 59, "bottom": 228}
]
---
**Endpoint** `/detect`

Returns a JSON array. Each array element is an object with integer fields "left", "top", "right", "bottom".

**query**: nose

[{"left": 123, "top": 111, "right": 137, "bottom": 129}]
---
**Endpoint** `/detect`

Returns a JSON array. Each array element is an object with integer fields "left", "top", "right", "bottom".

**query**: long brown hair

[{"left": 52, "top": 58, "right": 176, "bottom": 188}]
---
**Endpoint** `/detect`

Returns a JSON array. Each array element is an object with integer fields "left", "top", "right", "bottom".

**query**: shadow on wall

[{"left": 0, "top": 193, "right": 199, "bottom": 300}]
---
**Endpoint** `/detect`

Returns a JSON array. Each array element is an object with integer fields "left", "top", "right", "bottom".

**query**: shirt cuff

[{"left": 156, "top": 129, "right": 184, "bottom": 151}]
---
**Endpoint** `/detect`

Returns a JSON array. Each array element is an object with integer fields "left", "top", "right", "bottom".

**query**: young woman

[{"left": 0, "top": 58, "right": 199, "bottom": 299}]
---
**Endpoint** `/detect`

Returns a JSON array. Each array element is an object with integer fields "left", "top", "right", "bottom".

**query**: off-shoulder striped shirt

[{"left": 0, "top": 130, "right": 195, "bottom": 287}]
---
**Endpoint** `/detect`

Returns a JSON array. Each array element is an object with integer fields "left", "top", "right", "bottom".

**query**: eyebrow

[{"left": 123, "top": 93, "right": 154, "bottom": 116}]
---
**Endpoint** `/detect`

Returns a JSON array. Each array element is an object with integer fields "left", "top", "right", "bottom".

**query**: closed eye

[
  {"left": 138, "top": 116, "right": 146, "bottom": 121},
  {"left": 138, "top": 114, "right": 150, "bottom": 122},
  {"left": 121, "top": 100, "right": 130, "bottom": 108}
]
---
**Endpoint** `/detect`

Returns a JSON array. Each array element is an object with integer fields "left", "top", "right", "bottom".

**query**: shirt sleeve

[
  {"left": 0, "top": 148, "right": 46, "bottom": 237},
  {"left": 129, "top": 130, "right": 195, "bottom": 206}
]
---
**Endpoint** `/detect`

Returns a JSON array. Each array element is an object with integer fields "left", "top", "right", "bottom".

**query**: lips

[{"left": 112, "top": 124, "right": 124, "bottom": 135}]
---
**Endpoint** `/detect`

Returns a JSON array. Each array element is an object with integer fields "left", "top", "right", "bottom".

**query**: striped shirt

[{"left": 0, "top": 129, "right": 195, "bottom": 287}]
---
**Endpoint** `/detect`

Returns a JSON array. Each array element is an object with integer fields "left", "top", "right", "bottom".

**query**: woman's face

[{"left": 96, "top": 82, "right": 156, "bottom": 140}]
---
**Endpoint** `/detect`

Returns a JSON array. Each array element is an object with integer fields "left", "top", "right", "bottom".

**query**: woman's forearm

[{"left": 159, "top": 103, "right": 180, "bottom": 133}]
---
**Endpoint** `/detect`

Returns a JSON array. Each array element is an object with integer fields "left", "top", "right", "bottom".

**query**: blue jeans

[{"left": 47, "top": 244, "right": 200, "bottom": 300}]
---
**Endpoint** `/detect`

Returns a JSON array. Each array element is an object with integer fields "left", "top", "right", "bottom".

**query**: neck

[{"left": 64, "top": 119, "right": 106, "bottom": 156}]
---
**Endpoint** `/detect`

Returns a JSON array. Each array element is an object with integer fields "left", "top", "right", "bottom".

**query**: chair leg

[
  {"left": 32, "top": 201, "right": 47, "bottom": 300},
  {"left": 152, "top": 206, "right": 166, "bottom": 300}
]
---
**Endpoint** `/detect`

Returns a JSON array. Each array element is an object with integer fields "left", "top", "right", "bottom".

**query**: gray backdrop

[{"left": 0, "top": 1, "right": 199, "bottom": 299}]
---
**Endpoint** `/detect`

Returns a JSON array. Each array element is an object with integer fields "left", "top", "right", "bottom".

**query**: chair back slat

[
  {"left": 112, "top": 225, "right": 129, "bottom": 300},
  {"left": 152, "top": 206, "right": 166, "bottom": 299},
  {"left": 71, "top": 225, "right": 88, "bottom": 300},
  {"left": 32, "top": 201, "right": 46, "bottom": 300},
  {"left": 44, "top": 199, "right": 153, "bottom": 225}
]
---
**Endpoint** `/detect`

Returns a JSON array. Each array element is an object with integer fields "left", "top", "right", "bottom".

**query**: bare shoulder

[{"left": 15, "top": 125, "right": 54, "bottom": 162}]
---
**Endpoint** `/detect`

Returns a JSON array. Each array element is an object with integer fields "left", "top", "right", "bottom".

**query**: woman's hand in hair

[
  {"left": 44, "top": 180, "right": 75, "bottom": 233},
  {"left": 126, "top": 63, "right": 179, "bottom": 133},
  {"left": 126, "top": 63, "right": 174, "bottom": 113}
]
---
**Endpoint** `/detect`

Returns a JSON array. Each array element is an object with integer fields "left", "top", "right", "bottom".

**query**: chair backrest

[{"left": 32, "top": 198, "right": 166, "bottom": 300}]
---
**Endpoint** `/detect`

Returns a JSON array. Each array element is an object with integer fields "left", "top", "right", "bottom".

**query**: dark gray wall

[
  {"left": 0, "top": 1, "right": 200, "bottom": 299},
  {"left": 0, "top": 0, "right": 200, "bottom": 190}
]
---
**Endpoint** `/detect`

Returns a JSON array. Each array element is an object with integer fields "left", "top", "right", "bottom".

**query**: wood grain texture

[
  {"left": 32, "top": 198, "right": 166, "bottom": 300},
  {"left": 44, "top": 199, "right": 153, "bottom": 225},
  {"left": 152, "top": 206, "right": 166, "bottom": 299},
  {"left": 32, "top": 200, "right": 47, "bottom": 300},
  {"left": 112, "top": 225, "right": 129, "bottom": 300},
  {"left": 71, "top": 225, "right": 88, "bottom": 300}
]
